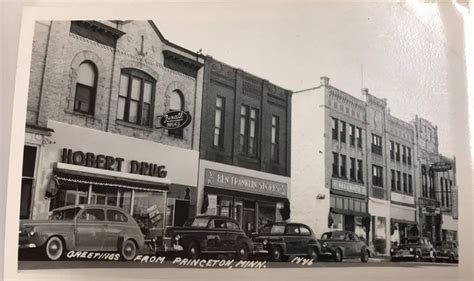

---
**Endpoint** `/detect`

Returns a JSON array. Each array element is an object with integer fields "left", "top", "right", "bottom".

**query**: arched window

[
  {"left": 168, "top": 90, "right": 184, "bottom": 138},
  {"left": 117, "top": 68, "right": 155, "bottom": 126},
  {"left": 74, "top": 61, "right": 97, "bottom": 115}
]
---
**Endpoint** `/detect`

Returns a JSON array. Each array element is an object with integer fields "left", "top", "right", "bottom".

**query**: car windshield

[
  {"left": 49, "top": 207, "right": 81, "bottom": 220},
  {"left": 184, "top": 217, "right": 210, "bottom": 228},
  {"left": 404, "top": 237, "right": 420, "bottom": 244},
  {"left": 259, "top": 224, "right": 285, "bottom": 235},
  {"left": 321, "top": 232, "right": 346, "bottom": 240}
]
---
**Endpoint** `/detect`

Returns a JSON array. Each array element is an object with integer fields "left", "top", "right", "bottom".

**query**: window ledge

[
  {"left": 115, "top": 119, "right": 153, "bottom": 132},
  {"left": 65, "top": 108, "right": 96, "bottom": 119}
]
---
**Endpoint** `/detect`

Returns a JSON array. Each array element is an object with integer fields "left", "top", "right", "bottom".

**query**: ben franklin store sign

[
  {"left": 61, "top": 148, "right": 167, "bottom": 178},
  {"left": 204, "top": 169, "right": 287, "bottom": 197}
]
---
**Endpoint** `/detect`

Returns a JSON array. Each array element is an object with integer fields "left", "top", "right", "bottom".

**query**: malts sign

[
  {"left": 157, "top": 110, "right": 192, "bottom": 130},
  {"left": 61, "top": 148, "right": 167, "bottom": 178}
]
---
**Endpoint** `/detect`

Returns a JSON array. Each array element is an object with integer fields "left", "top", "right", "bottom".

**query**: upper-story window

[
  {"left": 349, "top": 157, "right": 356, "bottom": 181},
  {"left": 332, "top": 118, "right": 338, "bottom": 140},
  {"left": 239, "top": 105, "right": 258, "bottom": 156},
  {"left": 356, "top": 127, "right": 362, "bottom": 148},
  {"left": 168, "top": 90, "right": 184, "bottom": 138},
  {"left": 390, "top": 141, "right": 395, "bottom": 160},
  {"left": 117, "top": 69, "right": 155, "bottom": 127},
  {"left": 372, "top": 165, "right": 383, "bottom": 187},
  {"left": 395, "top": 143, "right": 400, "bottom": 161},
  {"left": 402, "top": 145, "right": 407, "bottom": 163},
  {"left": 339, "top": 121, "right": 346, "bottom": 143},
  {"left": 332, "top": 152, "right": 339, "bottom": 177},
  {"left": 357, "top": 159, "right": 363, "bottom": 183},
  {"left": 349, "top": 125, "right": 355, "bottom": 146},
  {"left": 74, "top": 61, "right": 97, "bottom": 115},
  {"left": 407, "top": 147, "right": 412, "bottom": 165},
  {"left": 371, "top": 134, "right": 382, "bottom": 155},
  {"left": 271, "top": 115, "right": 280, "bottom": 162},
  {"left": 408, "top": 174, "right": 413, "bottom": 194},
  {"left": 391, "top": 169, "right": 395, "bottom": 191},
  {"left": 340, "top": 154, "right": 347, "bottom": 178},
  {"left": 421, "top": 165, "right": 428, "bottom": 197},
  {"left": 213, "top": 96, "right": 225, "bottom": 148}
]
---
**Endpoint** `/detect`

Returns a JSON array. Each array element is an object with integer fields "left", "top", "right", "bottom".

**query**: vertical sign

[{"left": 452, "top": 186, "right": 458, "bottom": 219}]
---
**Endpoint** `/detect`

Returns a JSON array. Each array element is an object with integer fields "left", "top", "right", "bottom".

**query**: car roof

[{"left": 52, "top": 204, "right": 128, "bottom": 212}]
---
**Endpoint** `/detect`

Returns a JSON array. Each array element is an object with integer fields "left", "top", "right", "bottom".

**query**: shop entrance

[
  {"left": 344, "top": 215, "right": 355, "bottom": 232},
  {"left": 243, "top": 200, "right": 256, "bottom": 235},
  {"left": 174, "top": 199, "right": 189, "bottom": 226}
]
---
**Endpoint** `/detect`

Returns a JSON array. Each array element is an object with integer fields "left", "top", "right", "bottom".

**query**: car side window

[
  {"left": 227, "top": 221, "right": 240, "bottom": 230},
  {"left": 107, "top": 210, "right": 128, "bottom": 222},
  {"left": 286, "top": 225, "right": 300, "bottom": 235},
  {"left": 348, "top": 233, "right": 356, "bottom": 241},
  {"left": 79, "top": 209, "right": 105, "bottom": 221},
  {"left": 299, "top": 226, "right": 311, "bottom": 236},
  {"left": 210, "top": 219, "right": 227, "bottom": 229}
]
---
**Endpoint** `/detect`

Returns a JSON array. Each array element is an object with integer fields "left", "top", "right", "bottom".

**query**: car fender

[
  {"left": 118, "top": 228, "right": 145, "bottom": 250},
  {"left": 267, "top": 241, "right": 288, "bottom": 254},
  {"left": 36, "top": 230, "right": 75, "bottom": 250},
  {"left": 307, "top": 239, "right": 321, "bottom": 252}
]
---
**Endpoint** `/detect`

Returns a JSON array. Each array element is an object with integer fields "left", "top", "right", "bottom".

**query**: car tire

[
  {"left": 308, "top": 247, "right": 318, "bottom": 262},
  {"left": 414, "top": 252, "right": 422, "bottom": 262},
  {"left": 360, "top": 249, "right": 369, "bottom": 263},
  {"left": 185, "top": 241, "right": 200, "bottom": 259},
  {"left": 269, "top": 245, "right": 283, "bottom": 262},
  {"left": 121, "top": 239, "right": 137, "bottom": 261},
  {"left": 45, "top": 236, "right": 64, "bottom": 261},
  {"left": 236, "top": 244, "right": 249, "bottom": 261},
  {"left": 449, "top": 254, "right": 455, "bottom": 263},
  {"left": 333, "top": 249, "right": 343, "bottom": 262}
]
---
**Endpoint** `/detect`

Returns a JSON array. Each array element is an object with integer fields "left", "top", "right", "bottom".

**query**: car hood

[{"left": 164, "top": 226, "right": 207, "bottom": 236}]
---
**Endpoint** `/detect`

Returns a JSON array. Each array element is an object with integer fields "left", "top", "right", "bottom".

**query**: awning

[
  {"left": 330, "top": 207, "right": 371, "bottom": 218},
  {"left": 204, "top": 186, "right": 287, "bottom": 203},
  {"left": 53, "top": 164, "right": 169, "bottom": 192}
]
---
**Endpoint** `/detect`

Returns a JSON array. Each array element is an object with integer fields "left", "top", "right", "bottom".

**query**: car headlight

[
  {"left": 263, "top": 239, "right": 268, "bottom": 246},
  {"left": 409, "top": 248, "right": 414, "bottom": 252},
  {"left": 322, "top": 242, "right": 327, "bottom": 248},
  {"left": 174, "top": 234, "right": 181, "bottom": 241},
  {"left": 390, "top": 248, "right": 394, "bottom": 252}
]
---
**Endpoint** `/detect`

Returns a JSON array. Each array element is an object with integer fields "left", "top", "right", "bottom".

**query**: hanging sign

[
  {"left": 157, "top": 110, "right": 192, "bottom": 130},
  {"left": 430, "top": 162, "right": 452, "bottom": 172}
]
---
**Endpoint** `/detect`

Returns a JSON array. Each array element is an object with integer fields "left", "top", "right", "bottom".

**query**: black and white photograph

[{"left": 1, "top": 1, "right": 472, "bottom": 281}]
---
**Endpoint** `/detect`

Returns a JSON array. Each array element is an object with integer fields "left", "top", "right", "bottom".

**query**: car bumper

[{"left": 156, "top": 238, "right": 184, "bottom": 252}]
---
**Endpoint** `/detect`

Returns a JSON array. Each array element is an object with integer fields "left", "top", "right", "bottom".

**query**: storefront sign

[
  {"left": 61, "top": 148, "right": 167, "bottom": 178},
  {"left": 158, "top": 110, "right": 192, "bottom": 130},
  {"left": 422, "top": 206, "right": 441, "bottom": 215},
  {"left": 331, "top": 178, "right": 365, "bottom": 195},
  {"left": 204, "top": 169, "right": 287, "bottom": 197},
  {"left": 430, "top": 162, "right": 452, "bottom": 172}
]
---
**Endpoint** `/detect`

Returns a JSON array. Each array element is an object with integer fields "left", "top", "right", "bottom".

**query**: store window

[
  {"left": 258, "top": 201, "right": 276, "bottom": 227},
  {"left": 168, "top": 90, "right": 184, "bottom": 138},
  {"left": 330, "top": 213, "right": 343, "bottom": 231},
  {"left": 354, "top": 217, "right": 366, "bottom": 241},
  {"left": 373, "top": 216, "right": 386, "bottom": 254},
  {"left": 50, "top": 183, "right": 90, "bottom": 210},
  {"left": 117, "top": 69, "right": 155, "bottom": 126},
  {"left": 214, "top": 96, "right": 225, "bottom": 148},
  {"left": 132, "top": 191, "right": 166, "bottom": 234},
  {"left": 20, "top": 146, "right": 37, "bottom": 219},
  {"left": 74, "top": 61, "right": 97, "bottom": 115}
]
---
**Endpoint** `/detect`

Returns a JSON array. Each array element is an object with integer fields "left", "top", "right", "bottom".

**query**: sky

[{"left": 149, "top": 1, "right": 468, "bottom": 157}]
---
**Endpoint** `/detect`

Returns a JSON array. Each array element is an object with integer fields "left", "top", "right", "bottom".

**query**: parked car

[
  {"left": 159, "top": 215, "right": 254, "bottom": 260},
  {"left": 435, "top": 241, "right": 458, "bottom": 263},
  {"left": 18, "top": 204, "right": 145, "bottom": 261},
  {"left": 252, "top": 222, "right": 321, "bottom": 262},
  {"left": 319, "top": 231, "right": 371, "bottom": 262},
  {"left": 390, "top": 236, "right": 437, "bottom": 262}
]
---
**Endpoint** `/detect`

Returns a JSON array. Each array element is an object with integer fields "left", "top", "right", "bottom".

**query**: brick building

[
  {"left": 20, "top": 21, "right": 204, "bottom": 238},
  {"left": 197, "top": 57, "right": 291, "bottom": 235},
  {"left": 291, "top": 77, "right": 458, "bottom": 256}
]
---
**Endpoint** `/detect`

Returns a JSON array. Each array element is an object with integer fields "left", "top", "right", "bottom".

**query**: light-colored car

[{"left": 19, "top": 204, "right": 145, "bottom": 261}]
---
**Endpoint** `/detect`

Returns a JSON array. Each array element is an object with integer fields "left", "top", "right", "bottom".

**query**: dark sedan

[
  {"left": 319, "top": 231, "right": 371, "bottom": 262},
  {"left": 435, "top": 241, "right": 458, "bottom": 263},
  {"left": 158, "top": 216, "right": 254, "bottom": 260},
  {"left": 390, "top": 236, "right": 437, "bottom": 262},
  {"left": 252, "top": 222, "right": 321, "bottom": 262}
]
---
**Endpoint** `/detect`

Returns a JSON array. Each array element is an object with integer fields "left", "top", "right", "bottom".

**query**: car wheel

[
  {"left": 333, "top": 249, "right": 343, "bottom": 262},
  {"left": 121, "top": 239, "right": 137, "bottom": 261},
  {"left": 360, "top": 249, "right": 369, "bottom": 263},
  {"left": 236, "top": 244, "right": 249, "bottom": 261},
  {"left": 308, "top": 247, "right": 318, "bottom": 262},
  {"left": 269, "top": 245, "right": 283, "bottom": 262},
  {"left": 185, "top": 241, "right": 200, "bottom": 259},
  {"left": 414, "top": 252, "right": 422, "bottom": 262},
  {"left": 45, "top": 236, "right": 64, "bottom": 261}
]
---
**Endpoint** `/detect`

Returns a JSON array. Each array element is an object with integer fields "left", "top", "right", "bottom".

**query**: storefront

[
  {"left": 418, "top": 197, "right": 442, "bottom": 243},
  {"left": 441, "top": 214, "right": 458, "bottom": 242},
  {"left": 329, "top": 194, "right": 370, "bottom": 241},
  {"left": 390, "top": 195, "right": 417, "bottom": 246},
  {"left": 22, "top": 121, "right": 199, "bottom": 238},
  {"left": 198, "top": 161, "right": 290, "bottom": 235}
]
